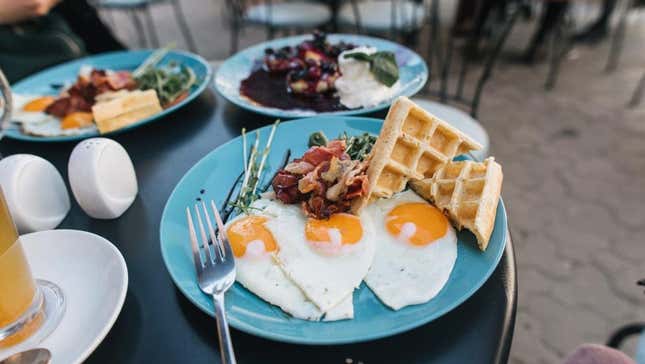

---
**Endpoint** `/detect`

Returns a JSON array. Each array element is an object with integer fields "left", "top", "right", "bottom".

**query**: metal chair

[
  {"left": 543, "top": 0, "right": 641, "bottom": 90},
  {"left": 95, "top": 0, "right": 197, "bottom": 53},
  {"left": 226, "top": 0, "right": 333, "bottom": 54},
  {"left": 628, "top": 71, "right": 645, "bottom": 107},
  {"left": 337, "top": 0, "right": 427, "bottom": 46},
  {"left": 412, "top": 0, "right": 526, "bottom": 160},
  {"left": 424, "top": 0, "right": 525, "bottom": 118}
]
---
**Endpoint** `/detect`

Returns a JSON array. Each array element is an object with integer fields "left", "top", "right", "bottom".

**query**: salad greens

[
  {"left": 134, "top": 61, "right": 196, "bottom": 107},
  {"left": 309, "top": 131, "right": 377, "bottom": 161}
]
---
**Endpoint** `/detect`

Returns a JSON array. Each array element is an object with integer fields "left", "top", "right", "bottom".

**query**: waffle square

[
  {"left": 352, "top": 97, "right": 482, "bottom": 212},
  {"left": 410, "top": 157, "right": 503, "bottom": 251}
]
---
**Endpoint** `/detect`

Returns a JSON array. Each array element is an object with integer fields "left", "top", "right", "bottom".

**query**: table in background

[{"left": 0, "top": 88, "right": 517, "bottom": 364}]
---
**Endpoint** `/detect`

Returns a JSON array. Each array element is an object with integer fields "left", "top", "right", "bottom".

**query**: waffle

[
  {"left": 410, "top": 157, "right": 503, "bottom": 251},
  {"left": 352, "top": 97, "right": 482, "bottom": 212}
]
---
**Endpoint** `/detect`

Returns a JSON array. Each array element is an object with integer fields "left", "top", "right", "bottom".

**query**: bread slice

[
  {"left": 410, "top": 157, "right": 503, "bottom": 250},
  {"left": 351, "top": 96, "right": 482, "bottom": 213},
  {"left": 92, "top": 89, "right": 162, "bottom": 133}
]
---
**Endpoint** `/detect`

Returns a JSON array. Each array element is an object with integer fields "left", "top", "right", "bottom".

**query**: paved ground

[{"left": 103, "top": 1, "right": 645, "bottom": 362}]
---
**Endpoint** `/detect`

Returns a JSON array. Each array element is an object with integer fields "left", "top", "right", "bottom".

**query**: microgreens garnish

[
  {"left": 308, "top": 131, "right": 376, "bottom": 161},
  {"left": 230, "top": 120, "right": 280, "bottom": 216}
]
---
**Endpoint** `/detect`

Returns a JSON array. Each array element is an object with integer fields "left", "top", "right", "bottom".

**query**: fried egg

[
  {"left": 363, "top": 190, "right": 458, "bottom": 310},
  {"left": 262, "top": 199, "right": 375, "bottom": 313},
  {"left": 11, "top": 94, "right": 97, "bottom": 136},
  {"left": 225, "top": 200, "right": 353, "bottom": 321},
  {"left": 21, "top": 117, "right": 96, "bottom": 137},
  {"left": 11, "top": 94, "right": 57, "bottom": 125}
]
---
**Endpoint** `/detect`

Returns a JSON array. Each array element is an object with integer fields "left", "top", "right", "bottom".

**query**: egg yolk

[
  {"left": 22, "top": 96, "right": 55, "bottom": 112},
  {"left": 226, "top": 216, "right": 277, "bottom": 258},
  {"left": 305, "top": 213, "right": 363, "bottom": 245},
  {"left": 386, "top": 203, "right": 448, "bottom": 246},
  {"left": 61, "top": 112, "right": 94, "bottom": 129}
]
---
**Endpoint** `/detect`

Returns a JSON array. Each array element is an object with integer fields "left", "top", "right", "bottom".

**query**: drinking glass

[
  {"left": 0, "top": 71, "right": 65, "bottom": 352},
  {"left": 0, "top": 68, "right": 11, "bottom": 141}
]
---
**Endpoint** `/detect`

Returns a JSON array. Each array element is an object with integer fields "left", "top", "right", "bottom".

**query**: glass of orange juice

[
  {"left": 0, "top": 72, "right": 66, "bottom": 350},
  {"left": 0, "top": 187, "right": 65, "bottom": 351}
]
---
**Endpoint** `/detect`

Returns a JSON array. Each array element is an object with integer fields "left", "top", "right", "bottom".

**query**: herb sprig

[
  {"left": 308, "top": 131, "right": 376, "bottom": 161},
  {"left": 344, "top": 51, "right": 399, "bottom": 87},
  {"left": 231, "top": 120, "right": 280, "bottom": 216}
]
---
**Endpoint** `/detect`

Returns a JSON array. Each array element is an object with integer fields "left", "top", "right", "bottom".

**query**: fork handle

[{"left": 212, "top": 293, "right": 237, "bottom": 364}]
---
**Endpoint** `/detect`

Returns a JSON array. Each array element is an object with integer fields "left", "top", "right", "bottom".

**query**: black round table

[{"left": 0, "top": 88, "right": 517, "bottom": 364}]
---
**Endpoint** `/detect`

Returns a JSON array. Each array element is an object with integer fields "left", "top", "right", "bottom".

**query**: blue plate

[
  {"left": 215, "top": 34, "right": 428, "bottom": 118},
  {"left": 7, "top": 49, "right": 213, "bottom": 142},
  {"left": 160, "top": 116, "right": 507, "bottom": 345}
]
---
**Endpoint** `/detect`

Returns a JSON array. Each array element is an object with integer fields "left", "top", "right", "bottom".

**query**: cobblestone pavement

[{"left": 106, "top": 2, "right": 645, "bottom": 362}]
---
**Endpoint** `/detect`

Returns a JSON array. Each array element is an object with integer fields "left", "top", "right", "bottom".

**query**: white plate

[{"left": 0, "top": 230, "right": 128, "bottom": 364}]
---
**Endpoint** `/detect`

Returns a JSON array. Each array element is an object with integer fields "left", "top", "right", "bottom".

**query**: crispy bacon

[
  {"left": 272, "top": 139, "right": 369, "bottom": 219},
  {"left": 45, "top": 69, "right": 136, "bottom": 118},
  {"left": 302, "top": 140, "right": 348, "bottom": 166},
  {"left": 284, "top": 160, "right": 315, "bottom": 175}
]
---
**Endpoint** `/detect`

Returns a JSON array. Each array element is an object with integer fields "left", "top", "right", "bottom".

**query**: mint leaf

[
  {"left": 344, "top": 52, "right": 374, "bottom": 63},
  {"left": 371, "top": 52, "right": 399, "bottom": 87},
  {"left": 343, "top": 51, "right": 399, "bottom": 87}
]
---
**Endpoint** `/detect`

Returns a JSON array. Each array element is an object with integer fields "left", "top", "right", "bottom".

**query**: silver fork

[{"left": 186, "top": 200, "right": 237, "bottom": 364}]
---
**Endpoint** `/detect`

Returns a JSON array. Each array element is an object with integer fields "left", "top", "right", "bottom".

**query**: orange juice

[{"left": 0, "top": 192, "right": 36, "bottom": 329}]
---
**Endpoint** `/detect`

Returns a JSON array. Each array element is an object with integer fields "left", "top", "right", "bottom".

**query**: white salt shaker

[
  {"left": 68, "top": 138, "right": 138, "bottom": 219},
  {"left": 0, "top": 154, "right": 70, "bottom": 233}
]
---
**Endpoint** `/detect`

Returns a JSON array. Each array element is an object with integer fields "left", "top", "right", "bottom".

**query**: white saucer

[{"left": 0, "top": 230, "right": 128, "bottom": 364}]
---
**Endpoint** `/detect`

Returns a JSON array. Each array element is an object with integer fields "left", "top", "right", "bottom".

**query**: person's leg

[
  {"left": 53, "top": 0, "right": 126, "bottom": 53},
  {"left": 522, "top": 1, "right": 569, "bottom": 63},
  {"left": 574, "top": 0, "right": 618, "bottom": 43}
]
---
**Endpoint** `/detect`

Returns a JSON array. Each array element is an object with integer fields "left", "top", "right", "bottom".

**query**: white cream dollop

[{"left": 335, "top": 46, "right": 400, "bottom": 109}]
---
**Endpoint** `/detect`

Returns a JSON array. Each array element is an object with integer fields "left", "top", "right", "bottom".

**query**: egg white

[
  {"left": 261, "top": 199, "right": 375, "bottom": 313},
  {"left": 227, "top": 199, "right": 354, "bottom": 321},
  {"left": 363, "top": 190, "right": 458, "bottom": 310},
  {"left": 11, "top": 94, "right": 56, "bottom": 125},
  {"left": 21, "top": 118, "right": 96, "bottom": 137},
  {"left": 11, "top": 94, "right": 97, "bottom": 136}
]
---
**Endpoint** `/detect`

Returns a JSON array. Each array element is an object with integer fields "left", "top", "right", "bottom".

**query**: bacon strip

[
  {"left": 45, "top": 69, "right": 136, "bottom": 118},
  {"left": 272, "top": 140, "right": 368, "bottom": 219}
]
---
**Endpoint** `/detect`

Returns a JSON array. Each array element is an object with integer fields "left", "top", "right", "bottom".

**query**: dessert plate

[
  {"left": 0, "top": 230, "right": 128, "bottom": 364},
  {"left": 215, "top": 34, "right": 428, "bottom": 118},
  {"left": 160, "top": 116, "right": 507, "bottom": 345},
  {"left": 6, "top": 49, "right": 212, "bottom": 142}
]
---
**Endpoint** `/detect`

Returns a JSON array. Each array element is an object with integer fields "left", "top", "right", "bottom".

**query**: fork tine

[
  {"left": 194, "top": 204, "right": 214, "bottom": 264},
  {"left": 185, "top": 207, "right": 203, "bottom": 272},
  {"left": 201, "top": 200, "right": 224, "bottom": 262},
  {"left": 210, "top": 200, "right": 232, "bottom": 259}
]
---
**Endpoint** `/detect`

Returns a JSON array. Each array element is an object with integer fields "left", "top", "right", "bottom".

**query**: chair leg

[
  {"left": 627, "top": 72, "right": 645, "bottom": 108},
  {"left": 229, "top": 0, "right": 242, "bottom": 55},
  {"left": 230, "top": 24, "right": 240, "bottom": 55},
  {"left": 130, "top": 9, "right": 148, "bottom": 48},
  {"left": 545, "top": 10, "right": 570, "bottom": 90},
  {"left": 170, "top": 0, "right": 198, "bottom": 53},
  {"left": 427, "top": 0, "right": 441, "bottom": 88},
  {"left": 143, "top": 5, "right": 160, "bottom": 48},
  {"left": 440, "top": 35, "right": 454, "bottom": 103},
  {"left": 350, "top": 0, "right": 363, "bottom": 34},
  {"left": 471, "top": 1, "right": 522, "bottom": 118},
  {"left": 605, "top": 0, "right": 633, "bottom": 72}
]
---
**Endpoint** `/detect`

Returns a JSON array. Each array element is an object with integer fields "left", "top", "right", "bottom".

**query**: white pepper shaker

[
  {"left": 68, "top": 138, "right": 138, "bottom": 219},
  {"left": 0, "top": 154, "right": 70, "bottom": 233}
]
